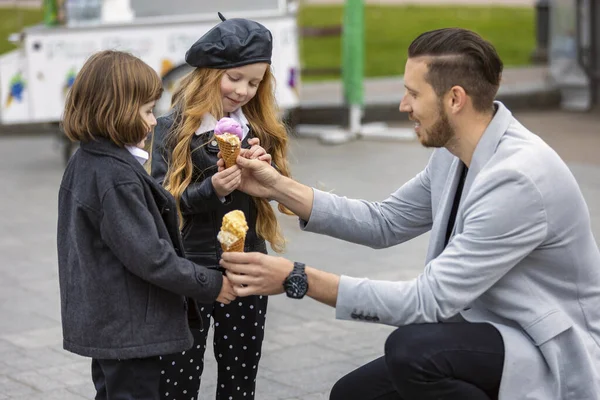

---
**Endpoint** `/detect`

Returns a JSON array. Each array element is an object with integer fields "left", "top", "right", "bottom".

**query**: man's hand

[
  {"left": 218, "top": 144, "right": 314, "bottom": 221},
  {"left": 211, "top": 165, "right": 241, "bottom": 198},
  {"left": 220, "top": 252, "right": 294, "bottom": 297},
  {"left": 217, "top": 137, "right": 272, "bottom": 171},
  {"left": 216, "top": 275, "right": 236, "bottom": 304},
  {"left": 217, "top": 157, "right": 280, "bottom": 199}
]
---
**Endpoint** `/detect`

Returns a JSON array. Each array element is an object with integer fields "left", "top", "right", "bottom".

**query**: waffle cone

[
  {"left": 215, "top": 135, "right": 240, "bottom": 168},
  {"left": 221, "top": 235, "right": 245, "bottom": 252}
]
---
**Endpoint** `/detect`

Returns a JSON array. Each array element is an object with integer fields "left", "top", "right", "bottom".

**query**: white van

[{"left": 0, "top": 0, "right": 300, "bottom": 151}]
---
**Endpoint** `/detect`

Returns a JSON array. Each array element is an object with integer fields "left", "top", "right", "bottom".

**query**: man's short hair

[
  {"left": 62, "top": 50, "right": 163, "bottom": 146},
  {"left": 408, "top": 28, "right": 503, "bottom": 112}
]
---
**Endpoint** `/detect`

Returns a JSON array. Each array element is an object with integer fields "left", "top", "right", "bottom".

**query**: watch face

[{"left": 287, "top": 275, "right": 308, "bottom": 298}]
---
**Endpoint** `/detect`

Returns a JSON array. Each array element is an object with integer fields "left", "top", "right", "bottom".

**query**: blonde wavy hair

[{"left": 161, "top": 67, "right": 293, "bottom": 253}]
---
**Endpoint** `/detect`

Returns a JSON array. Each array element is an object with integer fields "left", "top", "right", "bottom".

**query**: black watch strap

[
  {"left": 284, "top": 262, "right": 308, "bottom": 299},
  {"left": 293, "top": 261, "right": 306, "bottom": 275}
]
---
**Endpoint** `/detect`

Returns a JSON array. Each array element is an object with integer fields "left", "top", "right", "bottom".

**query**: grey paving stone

[
  {"left": 0, "top": 340, "right": 19, "bottom": 356},
  {"left": 259, "top": 338, "right": 285, "bottom": 354},
  {"left": 43, "top": 362, "right": 91, "bottom": 387},
  {"left": 255, "top": 376, "right": 310, "bottom": 400},
  {"left": 0, "top": 360, "right": 14, "bottom": 375},
  {"left": 65, "top": 382, "right": 96, "bottom": 399},
  {"left": 262, "top": 361, "right": 359, "bottom": 394},
  {"left": 350, "top": 346, "right": 386, "bottom": 362},
  {"left": 317, "top": 326, "right": 393, "bottom": 355},
  {"left": 197, "top": 359, "right": 217, "bottom": 391},
  {"left": 8, "top": 369, "right": 65, "bottom": 392},
  {"left": 283, "top": 391, "right": 329, "bottom": 400},
  {"left": 0, "top": 376, "right": 38, "bottom": 397},
  {"left": 1, "top": 326, "right": 63, "bottom": 349},
  {"left": 263, "top": 322, "right": 347, "bottom": 348},
  {"left": 49, "top": 346, "right": 87, "bottom": 362},
  {"left": 0, "top": 349, "right": 37, "bottom": 374},
  {"left": 26, "top": 388, "right": 87, "bottom": 400},
  {"left": 17, "top": 347, "right": 76, "bottom": 370},
  {"left": 0, "top": 285, "right": 28, "bottom": 304},
  {"left": 0, "top": 293, "right": 61, "bottom": 324},
  {"left": 0, "top": 308, "right": 58, "bottom": 337},
  {"left": 258, "top": 343, "right": 351, "bottom": 373},
  {"left": 198, "top": 383, "right": 215, "bottom": 399}
]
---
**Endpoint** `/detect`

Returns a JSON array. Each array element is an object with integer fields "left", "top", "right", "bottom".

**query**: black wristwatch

[{"left": 283, "top": 262, "right": 308, "bottom": 299}]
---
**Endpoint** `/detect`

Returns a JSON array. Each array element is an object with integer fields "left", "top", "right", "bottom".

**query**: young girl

[
  {"left": 57, "top": 50, "right": 235, "bottom": 400},
  {"left": 151, "top": 14, "right": 292, "bottom": 400}
]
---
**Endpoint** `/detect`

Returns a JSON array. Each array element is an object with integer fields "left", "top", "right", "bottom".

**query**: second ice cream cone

[
  {"left": 217, "top": 210, "right": 248, "bottom": 252},
  {"left": 220, "top": 236, "right": 245, "bottom": 252}
]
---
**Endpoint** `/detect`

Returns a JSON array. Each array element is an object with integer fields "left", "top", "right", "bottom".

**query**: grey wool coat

[{"left": 57, "top": 138, "right": 223, "bottom": 359}]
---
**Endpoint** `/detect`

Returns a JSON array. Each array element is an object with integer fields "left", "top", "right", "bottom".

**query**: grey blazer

[{"left": 302, "top": 102, "right": 600, "bottom": 399}]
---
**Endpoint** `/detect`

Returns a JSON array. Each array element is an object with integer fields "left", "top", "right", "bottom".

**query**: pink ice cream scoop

[{"left": 214, "top": 117, "right": 243, "bottom": 140}]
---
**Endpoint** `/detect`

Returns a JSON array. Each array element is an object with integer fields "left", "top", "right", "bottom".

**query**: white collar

[
  {"left": 195, "top": 108, "right": 250, "bottom": 139},
  {"left": 125, "top": 145, "right": 149, "bottom": 166}
]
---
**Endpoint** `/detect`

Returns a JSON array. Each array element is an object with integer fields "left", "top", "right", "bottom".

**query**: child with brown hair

[
  {"left": 151, "top": 13, "right": 293, "bottom": 400},
  {"left": 57, "top": 50, "right": 235, "bottom": 400}
]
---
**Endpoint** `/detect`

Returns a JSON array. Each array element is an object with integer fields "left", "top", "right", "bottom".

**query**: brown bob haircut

[{"left": 62, "top": 50, "right": 163, "bottom": 146}]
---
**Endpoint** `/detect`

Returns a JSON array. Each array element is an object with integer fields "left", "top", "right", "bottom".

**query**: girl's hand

[
  {"left": 211, "top": 165, "right": 241, "bottom": 198},
  {"left": 244, "top": 138, "right": 272, "bottom": 164},
  {"left": 216, "top": 275, "right": 236, "bottom": 304}
]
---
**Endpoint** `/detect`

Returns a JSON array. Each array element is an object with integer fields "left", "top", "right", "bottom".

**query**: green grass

[
  {"left": 299, "top": 5, "right": 535, "bottom": 80},
  {"left": 0, "top": 5, "right": 535, "bottom": 80},
  {"left": 0, "top": 7, "right": 43, "bottom": 55}
]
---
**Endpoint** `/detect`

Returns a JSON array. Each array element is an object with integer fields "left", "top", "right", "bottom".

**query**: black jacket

[
  {"left": 151, "top": 112, "right": 268, "bottom": 277},
  {"left": 57, "top": 138, "right": 223, "bottom": 359}
]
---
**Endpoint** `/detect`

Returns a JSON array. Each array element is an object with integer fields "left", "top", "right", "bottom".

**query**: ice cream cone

[
  {"left": 217, "top": 210, "right": 248, "bottom": 252},
  {"left": 220, "top": 235, "right": 246, "bottom": 252},
  {"left": 215, "top": 134, "right": 241, "bottom": 168}
]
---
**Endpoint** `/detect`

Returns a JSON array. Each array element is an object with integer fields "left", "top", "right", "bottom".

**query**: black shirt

[{"left": 444, "top": 163, "right": 468, "bottom": 247}]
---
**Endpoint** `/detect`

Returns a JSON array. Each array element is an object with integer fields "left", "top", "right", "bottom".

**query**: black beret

[{"left": 185, "top": 13, "right": 273, "bottom": 69}]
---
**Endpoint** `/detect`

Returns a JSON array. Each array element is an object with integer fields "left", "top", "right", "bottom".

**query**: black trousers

[
  {"left": 330, "top": 323, "right": 505, "bottom": 400},
  {"left": 92, "top": 357, "right": 162, "bottom": 400},
  {"left": 160, "top": 295, "right": 268, "bottom": 400}
]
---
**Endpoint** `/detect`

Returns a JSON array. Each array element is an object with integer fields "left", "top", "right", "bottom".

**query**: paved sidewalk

[{"left": 0, "top": 108, "right": 599, "bottom": 399}]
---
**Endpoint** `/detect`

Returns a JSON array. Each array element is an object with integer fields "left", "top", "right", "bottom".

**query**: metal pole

[
  {"left": 589, "top": 0, "right": 598, "bottom": 107},
  {"left": 531, "top": 0, "right": 550, "bottom": 64},
  {"left": 342, "top": 0, "right": 364, "bottom": 135},
  {"left": 320, "top": 0, "right": 364, "bottom": 145}
]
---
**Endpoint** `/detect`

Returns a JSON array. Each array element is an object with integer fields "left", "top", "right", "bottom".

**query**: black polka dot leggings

[{"left": 159, "top": 294, "right": 268, "bottom": 400}]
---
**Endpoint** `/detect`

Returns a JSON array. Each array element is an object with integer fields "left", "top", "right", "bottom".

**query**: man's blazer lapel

[
  {"left": 427, "top": 103, "right": 515, "bottom": 258},
  {"left": 453, "top": 102, "right": 514, "bottom": 235},
  {"left": 426, "top": 157, "right": 463, "bottom": 262}
]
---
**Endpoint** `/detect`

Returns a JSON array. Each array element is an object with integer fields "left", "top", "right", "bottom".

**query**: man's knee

[
  {"left": 384, "top": 324, "right": 434, "bottom": 377},
  {"left": 329, "top": 373, "right": 353, "bottom": 400}
]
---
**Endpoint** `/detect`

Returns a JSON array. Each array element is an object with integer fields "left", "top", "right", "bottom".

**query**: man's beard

[{"left": 421, "top": 105, "right": 455, "bottom": 148}]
